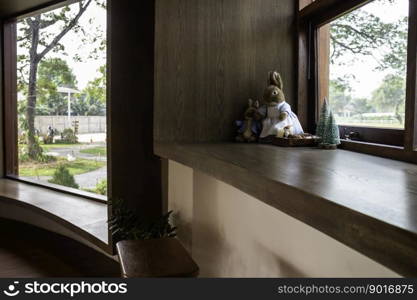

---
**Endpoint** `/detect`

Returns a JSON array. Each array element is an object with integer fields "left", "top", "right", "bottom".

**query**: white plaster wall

[{"left": 168, "top": 160, "right": 399, "bottom": 278}]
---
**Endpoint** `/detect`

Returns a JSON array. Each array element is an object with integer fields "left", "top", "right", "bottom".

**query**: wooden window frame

[
  {"left": 298, "top": 0, "right": 417, "bottom": 163},
  {"left": 2, "top": 0, "right": 163, "bottom": 253},
  {"left": 2, "top": 0, "right": 108, "bottom": 202}
]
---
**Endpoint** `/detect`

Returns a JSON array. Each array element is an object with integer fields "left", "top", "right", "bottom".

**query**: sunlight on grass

[
  {"left": 79, "top": 146, "right": 106, "bottom": 156},
  {"left": 40, "top": 144, "right": 83, "bottom": 151},
  {"left": 336, "top": 122, "right": 403, "bottom": 129},
  {"left": 19, "top": 158, "right": 105, "bottom": 177}
]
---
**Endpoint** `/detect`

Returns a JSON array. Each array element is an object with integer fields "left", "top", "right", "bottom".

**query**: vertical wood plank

[
  {"left": 317, "top": 24, "right": 330, "bottom": 109},
  {"left": 108, "top": 0, "right": 162, "bottom": 222},
  {"left": 404, "top": 0, "right": 417, "bottom": 151},
  {"left": 0, "top": 20, "right": 4, "bottom": 177},
  {"left": 3, "top": 21, "right": 18, "bottom": 176},
  {"left": 105, "top": 0, "right": 113, "bottom": 252},
  {"left": 297, "top": 21, "right": 309, "bottom": 129}
]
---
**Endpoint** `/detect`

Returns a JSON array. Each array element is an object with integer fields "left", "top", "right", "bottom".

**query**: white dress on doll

[{"left": 259, "top": 101, "right": 304, "bottom": 138}]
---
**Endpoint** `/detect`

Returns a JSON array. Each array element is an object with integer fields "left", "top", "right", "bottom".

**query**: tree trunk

[
  {"left": 27, "top": 17, "right": 41, "bottom": 159},
  {"left": 27, "top": 61, "right": 40, "bottom": 159},
  {"left": 23, "top": 2, "right": 92, "bottom": 160},
  {"left": 395, "top": 103, "right": 403, "bottom": 125}
]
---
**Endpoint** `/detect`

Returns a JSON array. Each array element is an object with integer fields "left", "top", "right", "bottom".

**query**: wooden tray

[{"left": 260, "top": 134, "right": 320, "bottom": 147}]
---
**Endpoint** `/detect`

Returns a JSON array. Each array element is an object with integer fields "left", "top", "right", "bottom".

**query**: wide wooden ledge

[
  {"left": 0, "top": 179, "right": 109, "bottom": 252},
  {"left": 155, "top": 142, "right": 417, "bottom": 277}
]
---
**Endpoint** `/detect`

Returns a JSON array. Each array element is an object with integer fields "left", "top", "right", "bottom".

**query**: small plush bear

[
  {"left": 258, "top": 71, "right": 304, "bottom": 138},
  {"left": 236, "top": 99, "right": 262, "bottom": 142}
]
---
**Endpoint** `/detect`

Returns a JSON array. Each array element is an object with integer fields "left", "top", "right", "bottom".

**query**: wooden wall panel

[{"left": 155, "top": 0, "right": 297, "bottom": 143}]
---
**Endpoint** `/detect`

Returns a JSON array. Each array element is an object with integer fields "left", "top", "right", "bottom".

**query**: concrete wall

[
  {"left": 168, "top": 160, "right": 399, "bottom": 278},
  {"left": 34, "top": 116, "right": 106, "bottom": 134}
]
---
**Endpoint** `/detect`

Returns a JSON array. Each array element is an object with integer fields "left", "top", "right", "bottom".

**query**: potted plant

[
  {"left": 108, "top": 199, "right": 198, "bottom": 278},
  {"left": 108, "top": 198, "right": 177, "bottom": 243}
]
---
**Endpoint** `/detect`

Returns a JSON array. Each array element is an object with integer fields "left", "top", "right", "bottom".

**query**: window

[
  {"left": 327, "top": 1, "right": 408, "bottom": 130},
  {"left": 4, "top": 0, "right": 108, "bottom": 198},
  {"left": 298, "top": 0, "right": 417, "bottom": 162}
]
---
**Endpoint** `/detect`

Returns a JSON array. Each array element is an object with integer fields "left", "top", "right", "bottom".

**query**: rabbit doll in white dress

[{"left": 258, "top": 71, "right": 304, "bottom": 138}]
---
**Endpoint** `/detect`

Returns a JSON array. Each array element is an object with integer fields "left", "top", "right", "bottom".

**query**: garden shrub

[
  {"left": 58, "top": 128, "right": 78, "bottom": 144},
  {"left": 18, "top": 132, "right": 27, "bottom": 145},
  {"left": 95, "top": 179, "right": 107, "bottom": 195},
  {"left": 48, "top": 165, "right": 79, "bottom": 189},
  {"left": 84, "top": 179, "right": 107, "bottom": 195},
  {"left": 19, "top": 136, "right": 56, "bottom": 164},
  {"left": 42, "top": 134, "right": 54, "bottom": 145}
]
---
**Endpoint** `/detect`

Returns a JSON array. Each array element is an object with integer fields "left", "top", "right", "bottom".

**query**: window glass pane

[
  {"left": 16, "top": 0, "right": 107, "bottom": 196},
  {"left": 327, "top": 0, "right": 408, "bottom": 129}
]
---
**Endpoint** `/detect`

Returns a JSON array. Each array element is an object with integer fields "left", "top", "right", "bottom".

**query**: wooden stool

[{"left": 116, "top": 238, "right": 199, "bottom": 278}]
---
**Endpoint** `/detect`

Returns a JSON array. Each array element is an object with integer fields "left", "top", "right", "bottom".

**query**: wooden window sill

[
  {"left": 0, "top": 179, "right": 109, "bottom": 252},
  {"left": 6, "top": 175, "right": 108, "bottom": 204},
  {"left": 155, "top": 142, "right": 417, "bottom": 277},
  {"left": 340, "top": 140, "right": 417, "bottom": 164}
]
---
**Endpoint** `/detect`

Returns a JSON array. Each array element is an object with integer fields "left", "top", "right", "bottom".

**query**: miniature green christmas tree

[
  {"left": 316, "top": 98, "right": 330, "bottom": 138},
  {"left": 320, "top": 110, "right": 341, "bottom": 149}
]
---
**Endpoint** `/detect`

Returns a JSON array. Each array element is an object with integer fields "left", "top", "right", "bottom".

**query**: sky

[
  {"left": 329, "top": 0, "right": 408, "bottom": 99},
  {"left": 17, "top": 0, "right": 106, "bottom": 91}
]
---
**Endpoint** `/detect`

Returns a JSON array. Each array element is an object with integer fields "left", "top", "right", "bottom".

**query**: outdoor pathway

[
  {"left": 24, "top": 137, "right": 107, "bottom": 190},
  {"left": 44, "top": 143, "right": 106, "bottom": 162},
  {"left": 26, "top": 166, "right": 107, "bottom": 190},
  {"left": 74, "top": 166, "right": 107, "bottom": 189}
]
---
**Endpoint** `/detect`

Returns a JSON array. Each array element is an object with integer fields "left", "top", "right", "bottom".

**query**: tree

[
  {"left": 330, "top": 0, "right": 408, "bottom": 75},
  {"left": 18, "top": 0, "right": 92, "bottom": 159},
  {"left": 329, "top": 0, "right": 408, "bottom": 123},
  {"left": 83, "top": 65, "right": 106, "bottom": 105},
  {"left": 351, "top": 97, "right": 373, "bottom": 115},
  {"left": 37, "top": 58, "right": 78, "bottom": 115},
  {"left": 329, "top": 79, "right": 352, "bottom": 115},
  {"left": 371, "top": 74, "right": 406, "bottom": 124},
  {"left": 74, "top": 65, "right": 106, "bottom": 116}
]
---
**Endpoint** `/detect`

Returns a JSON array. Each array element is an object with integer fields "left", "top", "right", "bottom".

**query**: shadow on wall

[
  {"left": 191, "top": 221, "right": 234, "bottom": 278},
  {"left": 253, "top": 241, "right": 306, "bottom": 278},
  {"left": 191, "top": 170, "right": 235, "bottom": 277},
  {"left": 168, "top": 161, "right": 399, "bottom": 278},
  {"left": 190, "top": 220, "right": 307, "bottom": 277},
  {"left": 171, "top": 211, "right": 193, "bottom": 253},
  {"left": 189, "top": 169, "right": 306, "bottom": 278}
]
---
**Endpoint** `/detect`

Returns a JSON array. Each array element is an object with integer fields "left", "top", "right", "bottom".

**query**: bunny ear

[
  {"left": 268, "top": 71, "right": 276, "bottom": 86},
  {"left": 269, "top": 71, "right": 283, "bottom": 89},
  {"left": 276, "top": 73, "right": 283, "bottom": 90},
  {"left": 248, "top": 98, "right": 253, "bottom": 107},
  {"left": 254, "top": 100, "right": 260, "bottom": 108}
]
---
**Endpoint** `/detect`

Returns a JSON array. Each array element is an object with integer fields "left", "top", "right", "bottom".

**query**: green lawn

[
  {"left": 337, "top": 122, "right": 404, "bottom": 129},
  {"left": 40, "top": 143, "right": 82, "bottom": 151},
  {"left": 19, "top": 157, "right": 105, "bottom": 177},
  {"left": 335, "top": 118, "right": 404, "bottom": 129},
  {"left": 80, "top": 146, "right": 107, "bottom": 156}
]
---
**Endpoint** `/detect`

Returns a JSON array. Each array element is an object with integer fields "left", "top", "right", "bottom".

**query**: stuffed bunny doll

[
  {"left": 258, "top": 71, "right": 304, "bottom": 138},
  {"left": 236, "top": 99, "right": 262, "bottom": 142}
]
